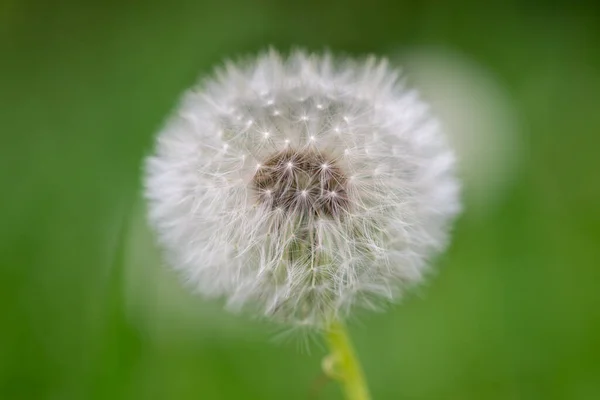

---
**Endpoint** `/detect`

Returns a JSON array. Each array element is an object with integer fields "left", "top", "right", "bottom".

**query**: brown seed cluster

[{"left": 252, "top": 149, "right": 350, "bottom": 218}]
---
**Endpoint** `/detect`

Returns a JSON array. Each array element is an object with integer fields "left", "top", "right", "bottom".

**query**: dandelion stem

[{"left": 323, "top": 319, "right": 371, "bottom": 400}]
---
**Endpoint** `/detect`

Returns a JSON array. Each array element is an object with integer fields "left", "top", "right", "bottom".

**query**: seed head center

[{"left": 252, "top": 149, "right": 349, "bottom": 218}]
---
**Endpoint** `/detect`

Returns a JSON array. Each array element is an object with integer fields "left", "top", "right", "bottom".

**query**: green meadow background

[{"left": 2, "top": 1, "right": 599, "bottom": 399}]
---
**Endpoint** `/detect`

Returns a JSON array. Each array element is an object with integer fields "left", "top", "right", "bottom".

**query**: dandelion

[{"left": 144, "top": 49, "right": 460, "bottom": 399}]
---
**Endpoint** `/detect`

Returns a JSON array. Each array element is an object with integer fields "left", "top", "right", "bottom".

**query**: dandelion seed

[{"left": 144, "top": 49, "right": 460, "bottom": 329}]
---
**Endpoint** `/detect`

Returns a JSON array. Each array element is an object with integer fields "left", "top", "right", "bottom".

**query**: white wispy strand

[{"left": 144, "top": 49, "right": 461, "bottom": 329}]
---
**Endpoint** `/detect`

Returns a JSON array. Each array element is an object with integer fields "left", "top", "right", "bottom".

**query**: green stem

[{"left": 323, "top": 319, "right": 371, "bottom": 400}]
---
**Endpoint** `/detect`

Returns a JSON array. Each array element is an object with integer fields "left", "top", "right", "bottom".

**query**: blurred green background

[{"left": 2, "top": 1, "right": 600, "bottom": 399}]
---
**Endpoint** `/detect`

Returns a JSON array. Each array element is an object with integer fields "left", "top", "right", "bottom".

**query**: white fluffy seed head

[{"left": 144, "top": 49, "right": 461, "bottom": 329}]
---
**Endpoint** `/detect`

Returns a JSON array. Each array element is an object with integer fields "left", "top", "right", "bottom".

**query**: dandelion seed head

[{"left": 144, "top": 49, "right": 461, "bottom": 329}]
